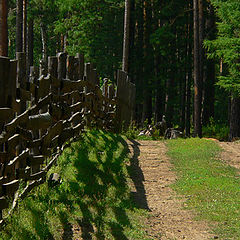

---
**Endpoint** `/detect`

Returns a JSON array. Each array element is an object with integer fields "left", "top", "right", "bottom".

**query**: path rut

[{"left": 128, "top": 140, "right": 215, "bottom": 240}]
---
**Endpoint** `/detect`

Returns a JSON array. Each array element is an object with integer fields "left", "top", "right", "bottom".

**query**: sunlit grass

[{"left": 167, "top": 138, "right": 240, "bottom": 239}]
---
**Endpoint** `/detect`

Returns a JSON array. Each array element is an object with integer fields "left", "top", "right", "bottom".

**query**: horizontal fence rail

[{"left": 0, "top": 52, "right": 135, "bottom": 227}]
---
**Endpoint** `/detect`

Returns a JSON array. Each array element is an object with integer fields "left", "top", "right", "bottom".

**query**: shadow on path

[{"left": 127, "top": 139, "right": 150, "bottom": 211}]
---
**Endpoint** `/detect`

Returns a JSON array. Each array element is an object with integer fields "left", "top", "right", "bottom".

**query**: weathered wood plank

[
  {"left": 28, "top": 155, "right": 45, "bottom": 166},
  {"left": 75, "top": 53, "right": 84, "bottom": 80},
  {"left": 7, "top": 60, "right": 17, "bottom": 107},
  {"left": 27, "top": 170, "right": 46, "bottom": 181},
  {"left": 2, "top": 180, "right": 19, "bottom": 196},
  {"left": 0, "top": 152, "right": 8, "bottom": 164},
  {"left": 16, "top": 52, "right": 27, "bottom": 112},
  {"left": 27, "top": 113, "right": 52, "bottom": 130},
  {"left": 67, "top": 56, "right": 75, "bottom": 80},
  {"left": 0, "top": 108, "right": 15, "bottom": 122},
  {"left": 38, "top": 75, "right": 51, "bottom": 100},
  {"left": 42, "top": 121, "right": 63, "bottom": 147},
  {"left": 5, "top": 111, "right": 29, "bottom": 133},
  {"left": 0, "top": 57, "right": 10, "bottom": 108},
  {"left": 16, "top": 88, "right": 31, "bottom": 101},
  {"left": 30, "top": 93, "right": 52, "bottom": 115},
  {"left": 48, "top": 56, "right": 58, "bottom": 78},
  {"left": 57, "top": 52, "right": 67, "bottom": 81},
  {"left": 0, "top": 197, "right": 8, "bottom": 210},
  {"left": 7, "top": 149, "right": 29, "bottom": 170},
  {"left": 6, "top": 134, "right": 21, "bottom": 151}
]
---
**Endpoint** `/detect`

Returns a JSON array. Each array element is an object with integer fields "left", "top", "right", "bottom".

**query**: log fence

[{"left": 0, "top": 52, "right": 135, "bottom": 227}]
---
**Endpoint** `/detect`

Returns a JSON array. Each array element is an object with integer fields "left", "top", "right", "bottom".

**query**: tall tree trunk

[
  {"left": 193, "top": 0, "right": 202, "bottom": 137},
  {"left": 142, "top": 0, "right": 153, "bottom": 124},
  {"left": 153, "top": 0, "right": 164, "bottom": 123},
  {"left": 202, "top": 3, "right": 216, "bottom": 125},
  {"left": 181, "top": 66, "right": 187, "bottom": 131},
  {"left": 135, "top": 0, "right": 144, "bottom": 124},
  {"left": 165, "top": 25, "right": 177, "bottom": 127},
  {"left": 0, "top": 0, "right": 8, "bottom": 56},
  {"left": 27, "top": 18, "right": 34, "bottom": 71},
  {"left": 154, "top": 55, "right": 164, "bottom": 123},
  {"left": 185, "top": 67, "right": 192, "bottom": 137},
  {"left": 229, "top": 96, "right": 240, "bottom": 141},
  {"left": 129, "top": 0, "right": 135, "bottom": 81},
  {"left": 23, "top": 0, "right": 27, "bottom": 53},
  {"left": 16, "top": 0, "right": 23, "bottom": 53},
  {"left": 40, "top": 21, "right": 47, "bottom": 69},
  {"left": 122, "top": 0, "right": 131, "bottom": 73}
]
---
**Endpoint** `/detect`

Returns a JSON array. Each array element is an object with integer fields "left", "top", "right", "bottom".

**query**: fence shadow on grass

[
  {"left": 0, "top": 131, "right": 145, "bottom": 240},
  {"left": 58, "top": 131, "right": 133, "bottom": 240}
]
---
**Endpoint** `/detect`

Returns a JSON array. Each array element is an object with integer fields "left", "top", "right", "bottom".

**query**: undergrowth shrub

[{"left": 202, "top": 118, "right": 229, "bottom": 141}]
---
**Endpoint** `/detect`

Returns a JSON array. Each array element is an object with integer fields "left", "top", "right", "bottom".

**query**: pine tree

[{"left": 206, "top": 0, "right": 240, "bottom": 140}]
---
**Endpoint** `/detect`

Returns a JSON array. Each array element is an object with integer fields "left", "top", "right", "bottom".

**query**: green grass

[
  {"left": 0, "top": 130, "right": 151, "bottom": 240},
  {"left": 167, "top": 138, "right": 240, "bottom": 239}
]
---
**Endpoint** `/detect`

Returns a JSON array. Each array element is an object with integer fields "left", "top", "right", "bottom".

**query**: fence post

[
  {"left": 8, "top": 60, "right": 17, "bottom": 109},
  {"left": 129, "top": 82, "right": 136, "bottom": 123},
  {"left": 48, "top": 56, "right": 58, "bottom": 96},
  {"left": 67, "top": 55, "right": 75, "bottom": 80},
  {"left": 0, "top": 57, "right": 11, "bottom": 223},
  {"left": 57, "top": 52, "right": 67, "bottom": 81},
  {"left": 75, "top": 53, "right": 84, "bottom": 80},
  {"left": 116, "top": 70, "right": 128, "bottom": 132},
  {"left": 48, "top": 56, "right": 58, "bottom": 78},
  {"left": 108, "top": 84, "right": 115, "bottom": 100},
  {"left": 102, "top": 78, "right": 108, "bottom": 113},
  {"left": 16, "top": 52, "right": 27, "bottom": 113}
]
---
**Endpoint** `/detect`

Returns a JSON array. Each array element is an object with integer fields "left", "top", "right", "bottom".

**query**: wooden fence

[{"left": 0, "top": 52, "right": 135, "bottom": 227}]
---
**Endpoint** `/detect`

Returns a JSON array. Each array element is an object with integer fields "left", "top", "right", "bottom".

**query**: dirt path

[
  {"left": 127, "top": 140, "right": 215, "bottom": 240},
  {"left": 218, "top": 141, "right": 240, "bottom": 170}
]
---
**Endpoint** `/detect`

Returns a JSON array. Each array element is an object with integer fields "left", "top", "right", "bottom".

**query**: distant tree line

[{"left": 0, "top": 0, "right": 239, "bottom": 140}]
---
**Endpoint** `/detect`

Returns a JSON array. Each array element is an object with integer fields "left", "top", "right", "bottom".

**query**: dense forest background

[{"left": 0, "top": 0, "right": 239, "bottom": 141}]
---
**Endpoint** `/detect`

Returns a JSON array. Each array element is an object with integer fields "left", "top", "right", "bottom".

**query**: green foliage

[
  {"left": 202, "top": 117, "right": 229, "bottom": 141},
  {"left": 0, "top": 130, "right": 150, "bottom": 240},
  {"left": 54, "top": 0, "right": 124, "bottom": 80},
  {"left": 205, "top": 0, "right": 240, "bottom": 93},
  {"left": 124, "top": 121, "right": 163, "bottom": 141},
  {"left": 168, "top": 138, "right": 240, "bottom": 239},
  {"left": 124, "top": 122, "right": 139, "bottom": 140}
]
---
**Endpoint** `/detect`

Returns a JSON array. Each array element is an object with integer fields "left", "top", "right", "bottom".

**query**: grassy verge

[
  {"left": 167, "top": 138, "right": 240, "bottom": 239},
  {"left": 0, "top": 130, "right": 150, "bottom": 240}
]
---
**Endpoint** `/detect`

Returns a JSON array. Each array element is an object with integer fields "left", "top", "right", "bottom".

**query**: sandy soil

[
  {"left": 218, "top": 141, "right": 240, "bottom": 170},
  {"left": 127, "top": 140, "right": 215, "bottom": 240}
]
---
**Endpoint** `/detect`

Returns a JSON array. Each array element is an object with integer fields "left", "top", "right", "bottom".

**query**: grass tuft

[{"left": 167, "top": 138, "right": 240, "bottom": 239}]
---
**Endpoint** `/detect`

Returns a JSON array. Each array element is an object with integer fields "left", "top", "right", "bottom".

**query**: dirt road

[
  {"left": 218, "top": 141, "right": 240, "bottom": 170},
  {"left": 127, "top": 140, "right": 215, "bottom": 240}
]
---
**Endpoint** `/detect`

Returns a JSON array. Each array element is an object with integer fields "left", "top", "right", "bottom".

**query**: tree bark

[
  {"left": 122, "top": 0, "right": 131, "bottom": 73},
  {"left": 229, "top": 97, "right": 240, "bottom": 141},
  {"left": 193, "top": 0, "right": 202, "bottom": 137},
  {"left": 16, "top": 0, "right": 23, "bottom": 53},
  {"left": 23, "top": 0, "right": 27, "bottom": 53},
  {"left": 135, "top": 0, "right": 144, "bottom": 124},
  {"left": 27, "top": 19, "right": 34, "bottom": 72},
  {"left": 129, "top": 0, "right": 135, "bottom": 81},
  {"left": 142, "top": 0, "right": 153, "bottom": 124},
  {"left": 0, "top": 0, "right": 8, "bottom": 56},
  {"left": 202, "top": 3, "right": 216, "bottom": 124},
  {"left": 154, "top": 55, "right": 164, "bottom": 123},
  {"left": 40, "top": 21, "right": 47, "bottom": 71}
]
